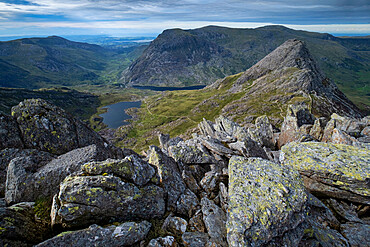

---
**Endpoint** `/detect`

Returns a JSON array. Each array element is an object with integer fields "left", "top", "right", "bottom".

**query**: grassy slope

[{"left": 119, "top": 71, "right": 312, "bottom": 153}]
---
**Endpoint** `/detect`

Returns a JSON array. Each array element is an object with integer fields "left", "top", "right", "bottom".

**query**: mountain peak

[
  {"left": 234, "top": 39, "right": 323, "bottom": 85},
  {"left": 228, "top": 39, "right": 363, "bottom": 118}
]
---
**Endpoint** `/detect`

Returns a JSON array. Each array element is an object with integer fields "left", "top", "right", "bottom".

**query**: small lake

[
  {"left": 133, "top": 85, "right": 206, "bottom": 91},
  {"left": 99, "top": 101, "right": 141, "bottom": 129}
]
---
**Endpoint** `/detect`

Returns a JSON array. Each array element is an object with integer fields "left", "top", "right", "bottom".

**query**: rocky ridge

[{"left": 0, "top": 96, "right": 369, "bottom": 246}]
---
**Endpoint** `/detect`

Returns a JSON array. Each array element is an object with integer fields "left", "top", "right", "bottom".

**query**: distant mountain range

[
  {"left": 121, "top": 25, "right": 370, "bottom": 109},
  {"left": 0, "top": 36, "right": 146, "bottom": 89}
]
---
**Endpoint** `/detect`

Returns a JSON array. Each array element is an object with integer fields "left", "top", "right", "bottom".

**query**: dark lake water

[
  {"left": 99, "top": 101, "right": 141, "bottom": 129},
  {"left": 133, "top": 85, "right": 206, "bottom": 91}
]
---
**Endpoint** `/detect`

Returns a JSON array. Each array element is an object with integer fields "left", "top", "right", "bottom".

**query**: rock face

[
  {"left": 281, "top": 142, "right": 370, "bottom": 205},
  {"left": 51, "top": 159, "right": 165, "bottom": 228},
  {"left": 227, "top": 156, "right": 308, "bottom": 246},
  {"left": 11, "top": 99, "right": 108, "bottom": 155}
]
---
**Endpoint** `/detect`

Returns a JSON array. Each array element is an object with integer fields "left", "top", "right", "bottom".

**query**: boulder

[
  {"left": 331, "top": 128, "right": 368, "bottom": 149},
  {"left": 176, "top": 189, "right": 199, "bottom": 217},
  {"left": 11, "top": 99, "right": 108, "bottom": 155},
  {"left": 36, "top": 221, "right": 151, "bottom": 247},
  {"left": 0, "top": 114, "right": 23, "bottom": 149},
  {"left": 278, "top": 103, "right": 316, "bottom": 148},
  {"left": 82, "top": 155, "right": 156, "bottom": 186},
  {"left": 148, "top": 146, "right": 186, "bottom": 211},
  {"left": 227, "top": 156, "right": 308, "bottom": 247},
  {"left": 0, "top": 148, "right": 55, "bottom": 197},
  {"left": 0, "top": 202, "right": 51, "bottom": 247},
  {"left": 182, "top": 232, "right": 209, "bottom": 247},
  {"left": 309, "top": 117, "right": 327, "bottom": 141},
  {"left": 201, "top": 197, "right": 227, "bottom": 246},
  {"left": 51, "top": 168, "right": 165, "bottom": 228},
  {"left": 148, "top": 236, "right": 178, "bottom": 247},
  {"left": 228, "top": 139, "right": 268, "bottom": 159},
  {"left": 280, "top": 142, "right": 370, "bottom": 205},
  {"left": 162, "top": 214, "right": 188, "bottom": 236},
  {"left": 5, "top": 144, "right": 109, "bottom": 205},
  {"left": 168, "top": 138, "right": 215, "bottom": 164}
]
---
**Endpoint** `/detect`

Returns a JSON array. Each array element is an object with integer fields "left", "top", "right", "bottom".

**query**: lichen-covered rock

[
  {"left": 11, "top": 99, "right": 108, "bottom": 155},
  {"left": 0, "top": 148, "right": 55, "bottom": 197},
  {"left": 248, "top": 115, "right": 275, "bottom": 149},
  {"left": 52, "top": 173, "right": 165, "bottom": 228},
  {"left": 176, "top": 189, "right": 199, "bottom": 217},
  {"left": 201, "top": 197, "right": 227, "bottom": 246},
  {"left": 5, "top": 145, "right": 109, "bottom": 205},
  {"left": 299, "top": 193, "right": 348, "bottom": 247},
  {"left": 36, "top": 221, "right": 151, "bottom": 247},
  {"left": 331, "top": 128, "right": 368, "bottom": 149},
  {"left": 182, "top": 232, "right": 209, "bottom": 247},
  {"left": 168, "top": 138, "right": 215, "bottom": 164},
  {"left": 228, "top": 156, "right": 308, "bottom": 247},
  {"left": 148, "top": 236, "right": 178, "bottom": 247},
  {"left": 278, "top": 103, "right": 316, "bottom": 148},
  {"left": 280, "top": 142, "right": 370, "bottom": 205},
  {"left": 162, "top": 214, "right": 188, "bottom": 236},
  {"left": 0, "top": 202, "right": 51, "bottom": 247},
  {"left": 148, "top": 146, "right": 186, "bottom": 211},
  {"left": 340, "top": 222, "right": 370, "bottom": 247},
  {"left": 0, "top": 114, "right": 23, "bottom": 149},
  {"left": 82, "top": 155, "right": 156, "bottom": 186}
]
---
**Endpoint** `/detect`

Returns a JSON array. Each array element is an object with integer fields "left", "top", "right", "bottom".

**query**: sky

[{"left": 0, "top": 0, "right": 369, "bottom": 38}]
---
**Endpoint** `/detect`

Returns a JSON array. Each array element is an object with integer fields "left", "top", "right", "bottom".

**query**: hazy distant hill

[
  {"left": 121, "top": 25, "right": 370, "bottom": 108},
  {"left": 0, "top": 36, "right": 146, "bottom": 88}
]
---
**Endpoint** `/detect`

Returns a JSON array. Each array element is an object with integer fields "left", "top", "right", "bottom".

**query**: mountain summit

[{"left": 222, "top": 39, "right": 363, "bottom": 119}]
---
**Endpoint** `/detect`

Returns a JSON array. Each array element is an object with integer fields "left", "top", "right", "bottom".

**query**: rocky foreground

[{"left": 0, "top": 98, "right": 369, "bottom": 247}]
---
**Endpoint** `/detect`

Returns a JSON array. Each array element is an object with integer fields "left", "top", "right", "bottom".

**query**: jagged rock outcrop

[
  {"left": 281, "top": 142, "right": 370, "bottom": 205},
  {"left": 227, "top": 157, "right": 308, "bottom": 246},
  {"left": 11, "top": 99, "right": 109, "bottom": 155}
]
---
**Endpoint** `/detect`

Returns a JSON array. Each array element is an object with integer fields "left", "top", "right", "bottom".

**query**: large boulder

[
  {"left": 0, "top": 202, "right": 51, "bottom": 247},
  {"left": 5, "top": 144, "right": 110, "bottom": 205},
  {"left": 148, "top": 146, "right": 186, "bottom": 211},
  {"left": 0, "top": 114, "right": 23, "bottom": 149},
  {"left": 36, "top": 221, "right": 151, "bottom": 247},
  {"left": 0, "top": 148, "right": 55, "bottom": 197},
  {"left": 227, "top": 156, "right": 308, "bottom": 247},
  {"left": 51, "top": 158, "right": 165, "bottom": 228},
  {"left": 280, "top": 142, "right": 370, "bottom": 205},
  {"left": 248, "top": 115, "right": 275, "bottom": 149},
  {"left": 11, "top": 99, "right": 108, "bottom": 155}
]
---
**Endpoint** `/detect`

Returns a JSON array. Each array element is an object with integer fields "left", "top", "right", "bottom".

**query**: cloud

[{"left": 0, "top": 0, "right": 369, "bottom": 36}]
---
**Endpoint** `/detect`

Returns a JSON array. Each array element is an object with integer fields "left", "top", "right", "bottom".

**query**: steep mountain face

[
  {"left": 0, "top": 36, "right": 145, "bottom": 88},
  {"left": 121, "top": 25, "right": 370, "bottom": 108},
  {"left": 121, "top": 29, "right": 230, "bottom": 86}
]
